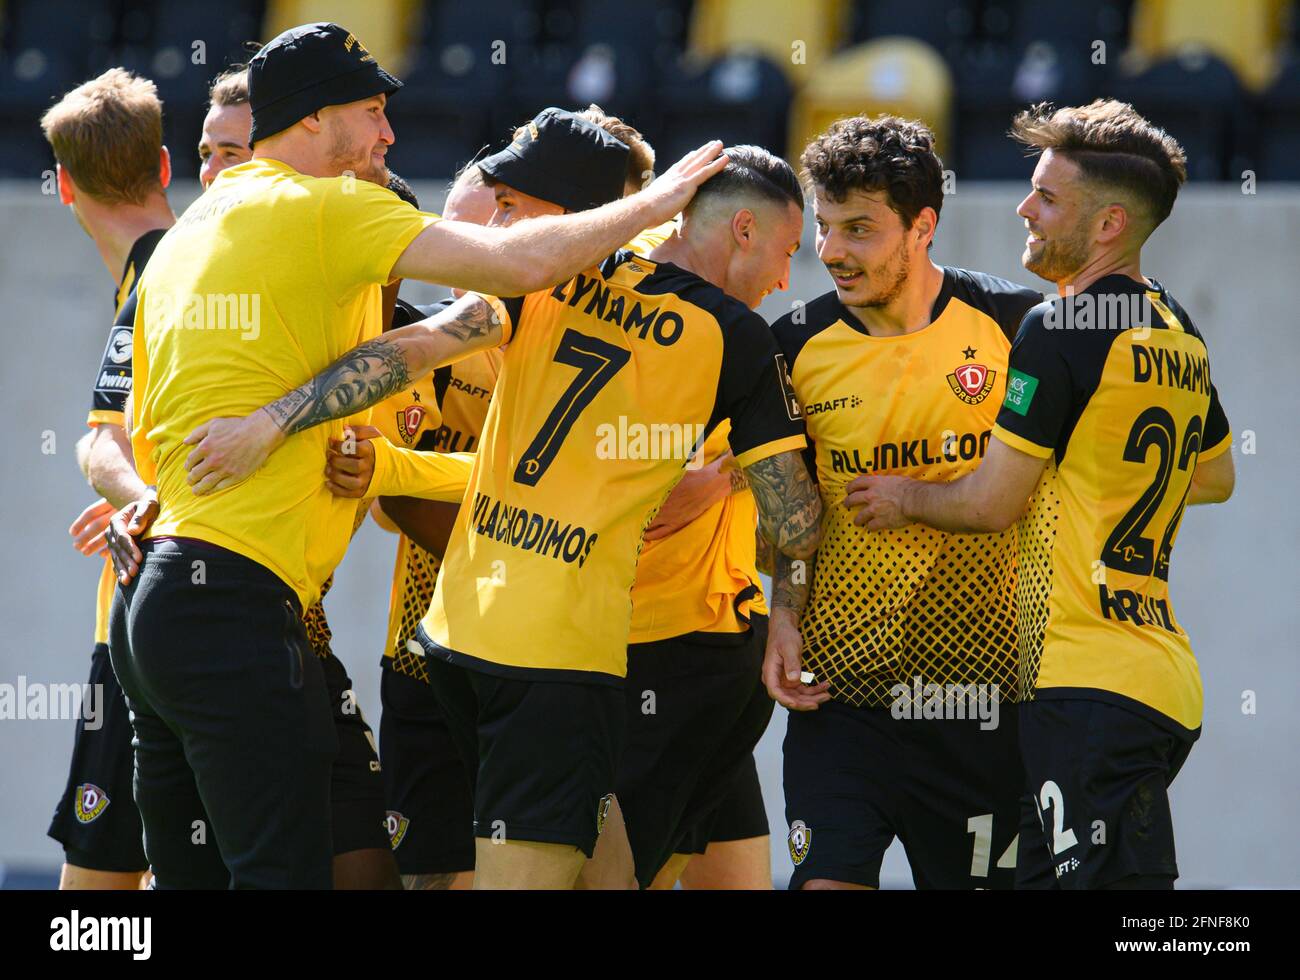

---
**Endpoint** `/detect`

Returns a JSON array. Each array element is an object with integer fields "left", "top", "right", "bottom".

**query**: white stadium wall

[{"left": 0, "top": 181, "right": 1295, "bottom": 887}]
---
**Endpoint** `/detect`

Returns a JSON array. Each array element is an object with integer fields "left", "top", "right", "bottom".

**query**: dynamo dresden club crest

[
  {"left": 396, "top": 403, "right": 426, "bottom": 444},
  {"left": 74, "top": 783, "right": 109, "bottom": 823},
  {"left": 946, "top": 360, "right": 996, "bottom": 405},
  {"left": 788, "top": 819, "right": 812, "bottom": 866},
  {"left": 385, "top": 811, "right": 409, "bottom": 850}
]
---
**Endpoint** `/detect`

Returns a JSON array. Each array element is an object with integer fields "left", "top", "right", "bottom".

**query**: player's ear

[
  {"left": 159, "top": 146, "right": 172, "bottom": 190},
  {"left": 1096, "top": 202, "right": 1128, "bottom": 245},
  {"left": 300, "top": 110, "right": 324, "bottom": 135},
  {"left": 731, "top": 208, "right": 756, "bottom": 249},
  {"left": 912, "top": 206, "right": 938, "bottom": 250},
  {"left": 56, "top": 163, "right": 75, "bottom": 205}
]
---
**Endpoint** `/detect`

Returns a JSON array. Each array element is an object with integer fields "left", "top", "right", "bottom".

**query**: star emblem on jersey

[
  {"left": 74, "top": 783, "right": 109, "bottom": 823},
  {"left": 385, "top": 811, "right": 409, "bottom": 850},
  {"left": 788, "top": 819, "right": 812, "bottom": 865},
  {"left": 962, "top": 346, "right": 977, "bottom": 360},
  {"left": 397, "top": 403, "right": 426, "bottom": 444},
  {"left": 947, "top": 360, "right": 996, "bottom": 404}
]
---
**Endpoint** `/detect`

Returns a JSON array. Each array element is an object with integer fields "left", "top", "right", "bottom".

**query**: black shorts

[
  {"left": 378, "top": 660, "right": 475, "bottom": 875},
  {"left": 783, "top": 698, "right": 1023, "bottom": 890},
  {"left": 110, "top": 538, "right": 337, "bottom": 889},
  {"left": 419, "top": 628, "right": 624, "bottom": 859},
  {"left": 321, "top": 650, "right": 390, "bottom": 855},
  {"left": 1017, "top": 697, "right": 1194, "bottom": 890},
  {"left": 47, "top": 643, "right": 148, "bottom": 873},
  {"left": 677, "top": 753, "right": 770, "bottom": 855},
  {"left": 618, "top": 619, "right": 774, "bottom": 886}
]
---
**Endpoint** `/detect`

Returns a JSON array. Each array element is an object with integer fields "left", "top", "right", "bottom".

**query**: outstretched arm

[{"left": 391, "top": 142, "right": 728, "bottom": 296}]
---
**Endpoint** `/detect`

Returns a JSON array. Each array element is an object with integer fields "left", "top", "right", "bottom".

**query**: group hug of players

[{"left": 43, "top": 21, "right": 1234, "bottom": 891}]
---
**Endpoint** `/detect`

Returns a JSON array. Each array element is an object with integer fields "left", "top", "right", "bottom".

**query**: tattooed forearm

[
  {"left": 262, "top": 295, "right": 504, "bottom": 437},
  {"left": 265, "top": 337, "right": 412, "bottom": 435},
  {"left": 772, "top": 549, "right": 814, "bottom": 615},
  {"left": 402, "top": 873, "right": 457, "bottom": 890},
  {"left": 744, "top": 450, "right": 822, "bottom": 560},
  {"left": 755, "top": 527, "right": 775, "bottom": 576}
]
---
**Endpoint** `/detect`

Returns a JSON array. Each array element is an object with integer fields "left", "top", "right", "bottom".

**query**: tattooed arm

[
  {"left": 182, "top": 294, "right": 503, "bottom": 495},
  {"left": 742, "top": 449, "right": 822, "bottom": 561}
]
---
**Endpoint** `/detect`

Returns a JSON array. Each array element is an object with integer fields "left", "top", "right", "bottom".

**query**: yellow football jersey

[
  {"left": 379, "top": 299, "right": 504, "bottom": 682},
  {"left": 130, "top": 157, "right": 439, "bottom": 610},
  {"left": 421, "top": 251, "right": 806, "bottom": 681},
  {"left": 628, "top": 421, "right": 767, "bottom": 643},
  {"left": 993, "top": 275, "right": 1231, "bottom": 736},
  {"left": 86, "top": 229, "right": 166, "bottom": 645},
  {"left": 771, "top": 268, "right": 1043, "bottom": 707}
]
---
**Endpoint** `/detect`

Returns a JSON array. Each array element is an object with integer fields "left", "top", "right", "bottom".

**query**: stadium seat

[
  {"left": 788, "top": 38, "right": 952, "bottom": 164},
  {"left": 687, "top": 0, "right": 850, "bottom": 82},
  {"left": 263, "top": 0, "right": 421, "bottom": 74},
  {"left": 847, "top": 0, "right": 977, "bottom": 58},
  {"left": 1253, "top": 52, "right": 1300, "bottom": 180},
  {"left": 1111, "top": 51, "right": 1247, "bottom": 181},
  {"left": 1127, "top": 0, "right": 1291, "bottom": 92},
  {"left": 650, "top": 52, "right": 793, "bottom": 168}
]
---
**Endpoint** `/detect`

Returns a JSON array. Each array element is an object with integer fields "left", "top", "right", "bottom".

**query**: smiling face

[
  {"left": 318, "top": 93, "right": 394, "bottom": 185},
  {"left": 198, "top": 101, "right": 252, "bottom": 189},
  {"left": 487, "top": 182, "right": 566, "bottom": 227},
  {"left": 812, "top": 187, "right": 920, "bottom": 309},
  {"left": 1016, "top": 149, "right": 1098, "bottom": 284},
  {"left": 726, "top": 198, "right": 804, "bottom": 310}
]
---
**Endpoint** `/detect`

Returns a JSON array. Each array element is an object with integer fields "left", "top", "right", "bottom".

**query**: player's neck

[
  {"left": 843, "top": 258, "right": 945, "bottom": 337},
  {"left": 1056, "top": 247, "right": 1145, "bottom": 295},
  {"left": 80, "top": 195, "right": 175, "bottom": 287},
  {"left": 647, "top": 229, "right": 728, "bottom": 293}
]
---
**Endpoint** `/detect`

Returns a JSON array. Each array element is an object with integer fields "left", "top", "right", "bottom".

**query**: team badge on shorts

[
  {"left": 946, "top": 359, "right": 996, "bottom": 405},
  {"left": 74, "top": 783, "right": 110, "bottom": 824},
  {"left": 787, "top": 820, "right": 812, "bottom": 866},
  {"left": 596, "top": 794, "right": 614, "bottom": 835},
  {"left": 384, "top": 811, "right": 410, "bottom": 850}
]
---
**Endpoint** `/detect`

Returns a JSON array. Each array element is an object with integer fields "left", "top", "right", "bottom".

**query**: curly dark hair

[{"left": 800, "top": 115, "right": 944, "bottom": 233}]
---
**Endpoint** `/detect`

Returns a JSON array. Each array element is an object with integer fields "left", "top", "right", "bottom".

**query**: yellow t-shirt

[{"left": 131, "top": 157, "right": 439, "bottom": 610}]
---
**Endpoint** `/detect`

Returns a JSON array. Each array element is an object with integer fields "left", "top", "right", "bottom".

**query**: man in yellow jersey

[
  {"left": 767, "top": 116, "right": 1044, "bottom": 890},
  {"left": 101, "top": 21, "right": 724, "bottom": 889},
  {"left": 847, "top": 101, "right": 1234, "bottom": 889},
  {"left": 603, "top": 147, "right": 805, "bottom": 890},
  {"left": 374, "top": 110, "right": 660, "bottom": 889},
  {"left": 41, "top": 68, "right": 175, "bottom": 891},
  {"left": 177, "top": 136, "right": 824, "bottom": 889}
]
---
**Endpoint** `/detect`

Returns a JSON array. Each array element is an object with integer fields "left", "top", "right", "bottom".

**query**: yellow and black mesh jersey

[
  {"left": 377, "top": 298, "right": 503, "bottom": 682},
  {"left": 628, "top": 420, "right": 767, "bottom": 644},
  {"left": 772, "top": 267, "right": 1043, "bottom": 708},
  {"left": 992, "top": 274, "right": 1230, "bottom": 737},
  {"left": 85, "top": 228, "right": 166, "bottom": 645},
  {"left": 300, "top": 501, "right": 371, "bottom": 658},
  {"left": 421, "top": 250, "right": 806, "bottom": 682}
]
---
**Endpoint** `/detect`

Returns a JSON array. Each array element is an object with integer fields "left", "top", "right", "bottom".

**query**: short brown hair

[
  {"left": 209, "top": 66, "right": 249, "bottom": 108},
  {"left": 41, "top": 68, "right": 163, "bottom": 205},
  {"left": 576, "top": 105, "right": 655, "bottom": 193},
  {"left": 1010, "top": 99, "right": 1187, "bottom": 227},
  {"left": 801, "top": 115, "right": 944, "bottom": 233}
]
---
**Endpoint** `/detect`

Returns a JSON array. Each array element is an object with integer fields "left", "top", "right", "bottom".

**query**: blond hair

[{"left": 41, "top": 68, "right": 163, "bottom": 206}]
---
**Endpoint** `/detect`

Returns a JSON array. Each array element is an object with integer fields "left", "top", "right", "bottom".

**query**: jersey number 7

[{"left": 514, "top": 329, "right": 631, "bottom": 486}]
